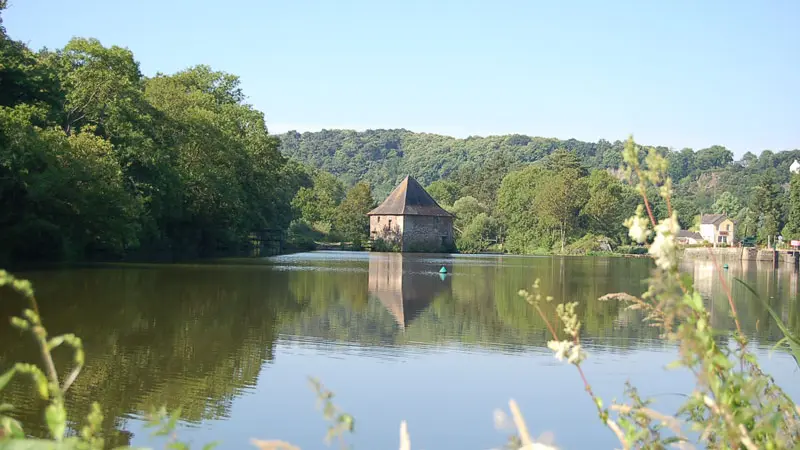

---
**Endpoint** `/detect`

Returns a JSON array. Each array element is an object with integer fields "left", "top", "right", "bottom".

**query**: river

[{"left": 1, "top": 252, "right": 798, "bottom": 449}]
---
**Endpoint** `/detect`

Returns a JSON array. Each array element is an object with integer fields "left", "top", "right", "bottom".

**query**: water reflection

[
  {"left": 368, "top": 253, "right": 452, "bottom": 330},
  {"left": 682, "top": 259, "right": 800, "bottom": 342},
  {"left": 0, "top": 266, "right": 299, "bottom": 445},
  {"left": 0, "top": 254, "right": 797, "bottom": 448}
]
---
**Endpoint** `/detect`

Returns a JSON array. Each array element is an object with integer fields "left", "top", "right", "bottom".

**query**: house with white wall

[{"left": 699, "top": 214, "right": 735, "bottom": 245}]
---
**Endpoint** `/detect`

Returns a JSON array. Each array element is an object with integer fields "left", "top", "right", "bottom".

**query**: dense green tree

[
  {"left": 334, "top": 182, "right": 375, "bottom": 249},
  {"left": 497, "top": 165, "right": 549, "bottom": 253},
  {"left": 736, "top": 207, "right": 759, "bottom": 240},
  {"left": 782, "top": 174, "right": 800, "bottom": 240},
  {"left": 291, "top": 170, "right": 345, "bottom": 226},
  {"left": 667, "top": 148, "right": 696, "bottom": 181},
  {"left": 543, "top": 148, "right": 589, "bottom": 177},
  {"left": 425, "top": 179, "right": 460, "bottom": 207},
  {"left": 54, "top": 38, "right": 143, "bottom": 137},
  {"left": 450, "top": 196, "right": 488, "bottom": 232},
  {"left": 695, "top": 145, "right": 734, "bottom": 171},
  {"left": 752, "top": 170, "right": 783, "bottom": 244},
  {"left": 671, "top": 197, "right": 700, "bottom": 230},
  {"left": 0, "top": 106, "right": 140, "bottom": 261},
  {"left": 712, "top": 191, "right": 742, "bottom": 216},
  {"left": 0, "top": 11, "right": 306, "bottom": 262},
  {"left": 143, "top": 66, "right": 299, "bottom": 254},
  {"left": 449, "top": 152, "right": 520, "bottom": 209},
  {"left": 457, "top": 213, "right": 498, "bottom": 253},
  {"left": 538, "top": 168, "right": 589, "bottom": 252},
  {"left": 581, "top": 170, "right": 636, "bottom": 242},
  {"left": 741, "top": 152, "right": 758, "bottom": 168}
]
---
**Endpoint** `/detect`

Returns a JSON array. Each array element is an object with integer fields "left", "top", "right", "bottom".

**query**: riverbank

[{"left": 681, "top": 247, "right": 800, "bottom": 266}]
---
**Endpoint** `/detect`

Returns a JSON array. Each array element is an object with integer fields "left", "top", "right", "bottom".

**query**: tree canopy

[{"left": 0, "top": 6, "right": 306, "bottom": 263}]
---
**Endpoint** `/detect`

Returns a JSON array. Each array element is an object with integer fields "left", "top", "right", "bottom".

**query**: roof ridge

[{"left": 367, "top": 175, "right": 453, "bottom": 217}]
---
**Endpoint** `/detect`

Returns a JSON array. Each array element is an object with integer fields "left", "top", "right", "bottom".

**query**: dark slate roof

[
  {"left": 701, "top": 214, "right": 729, "bottom": 225},
  {"left": 677, "top": 230, "right": 703, "bottom": 240},
  {"left": 367, "top": 176, "right": 454, "bottom": 217}
]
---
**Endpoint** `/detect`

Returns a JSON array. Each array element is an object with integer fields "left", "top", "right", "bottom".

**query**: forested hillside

[
  {"left": 279, "top": 129, "right": 635, "bottom": 198},
  {"left": 279, "top": 129, "right": 800, "bottom": 252},
  {"left": 279, "top": 129, "right": 800, "bottom": 203}
]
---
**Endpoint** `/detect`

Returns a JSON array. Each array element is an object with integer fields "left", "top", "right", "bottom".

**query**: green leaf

[
  {"left": 32, "top": 369, "right": 49, "bottom": 400},
  {"left": 0, "top": 369, "right": 16, "bottom": 392},
  {"left": 166, "top": 443, "right": 189, "bottom": 450},
  {"left": 0, "top": 438, "right": 83, "bottom": 450},
  {"left": 665, "top": 360, "right": 683, "bottom": 370},
  {"left": 9, "top": 317, "right": 29, "bottom": 331},
  {"left": 1, "top": 416, "right": 25, "bottom": 439},
  {"left": 47, "top": 336, "right": 65, "bottom": 351},
  {"left": 683, "top": 292, "right": 704, "bottom": 312},
  {"left": 770, "top": 337, "right": 789, "bottom": 354},
  {"left": 201, "top": 442, "right": 220, "bottom": 450},
  {"left": 45, "top": 402, "right": 67, "bottom": 441}
]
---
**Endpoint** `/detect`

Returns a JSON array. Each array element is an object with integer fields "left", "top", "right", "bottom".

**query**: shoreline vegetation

[
  {"left": 3, "top": 0, "right": 800, "bottom": 267},
  {"left": 2, "top": 137, "right": 799, "bottom": 449}
]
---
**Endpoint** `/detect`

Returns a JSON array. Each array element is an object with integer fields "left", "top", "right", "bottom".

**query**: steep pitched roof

[
  {"left": 677, "top": 230, "right": 703, "bottom": 240},
  {"left": 367, "top": 175, "right": 454, "bottom": 217},
  {"left": 701, "top": 214, "right": 729, "bottom": 225}
]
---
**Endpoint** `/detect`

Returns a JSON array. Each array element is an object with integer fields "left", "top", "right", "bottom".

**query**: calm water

[{"left": 1, "top": 252, "right": 798, "bottom": 449}]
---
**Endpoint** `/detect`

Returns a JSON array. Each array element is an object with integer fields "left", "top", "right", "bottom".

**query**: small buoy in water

[
  {"left": 439, "top": 266, "right": 447, "bottom": 273},
  {"left": 723, "top": 264, "right": 729, "bottom": 269}
]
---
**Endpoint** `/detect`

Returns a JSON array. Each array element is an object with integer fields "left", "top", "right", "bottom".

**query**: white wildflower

[
  {"left": 556, "top": 302, "right": 581, "bottom": 337},
  {"left": 547, "top": 340, "right": 571, "bottom": 361},
  {"left": 624, "top": 206, "right": 651, "bottom": 244},
  {"left": 567, "top": 344, "right": 587, "bottom": 364},
  {"left": 626, "top": 215, "right": 650, "bottom": 243},
  {"left": 659, "top": 179, "right": 673, "bottom": 200},
  {"left": 649, "top": 213, "right": 679, "bottom": 271}
]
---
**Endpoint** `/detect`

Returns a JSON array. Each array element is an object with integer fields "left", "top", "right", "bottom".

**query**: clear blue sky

[{"left": 6, "top": 0, "right": 799, "bottom": 156}]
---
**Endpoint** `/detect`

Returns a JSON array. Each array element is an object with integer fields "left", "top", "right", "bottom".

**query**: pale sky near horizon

[{"left": 6, "top": 0, "right": 799, "bottom": 157}]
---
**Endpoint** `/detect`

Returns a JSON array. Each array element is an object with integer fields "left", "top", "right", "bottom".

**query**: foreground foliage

[{"left": 515, "top": 137, "right": 800, "bottom": 449}]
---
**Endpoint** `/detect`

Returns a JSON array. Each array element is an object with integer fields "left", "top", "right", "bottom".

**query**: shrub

[
  {"left": 616, "top": 244, "right": 648, "bottom": 255},
  {"left": 371, "top": 237, "right": 401, "bottom": 252},
  {"left": 286, "top": 220, "right": 320, "bottom": 251},
  {"left": 564, "top": 233, "right": 612, "bottom": 255}
]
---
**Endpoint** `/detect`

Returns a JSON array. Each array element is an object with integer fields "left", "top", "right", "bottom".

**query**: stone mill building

[{"left": 368, "top": 176, "right": 455, "bottom": 252}]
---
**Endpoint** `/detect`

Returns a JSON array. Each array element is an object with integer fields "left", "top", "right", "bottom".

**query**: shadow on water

[{"left": 0, "top": 252, "right": 797, "bottom": 446}]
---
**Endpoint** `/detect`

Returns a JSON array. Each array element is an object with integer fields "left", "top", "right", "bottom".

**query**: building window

[
  {"left": 388, "top": 219, "right": 392, "bottom": 229},
  {"left": 726, "top": 224, "right": 731, "bottom": 231},
  {"left": 718, "top": 236, "right": 727, "bottom": 243}
]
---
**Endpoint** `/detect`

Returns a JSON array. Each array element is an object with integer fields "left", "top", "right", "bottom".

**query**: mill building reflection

[{"left": 368, "top": 253, "right": 452, "bottom": 330}]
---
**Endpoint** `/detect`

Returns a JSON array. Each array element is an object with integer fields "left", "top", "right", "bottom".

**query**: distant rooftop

[
  {"left": 367, "top": 175, "right": 453, "bottom": 217},
  {"left": 701, "top": 214, "right": 729, "bottom": 225},
  {"left": 677, "top": 230, "right": 703, "bottom": 240}
]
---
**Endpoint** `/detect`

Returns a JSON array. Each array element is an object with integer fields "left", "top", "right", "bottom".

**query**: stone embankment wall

[
  {"left": 681, "top": 247, "right": 798, "bottom": 265},
  {"left": 682, "top": 247, "right": 744, "bottom": 261}
]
